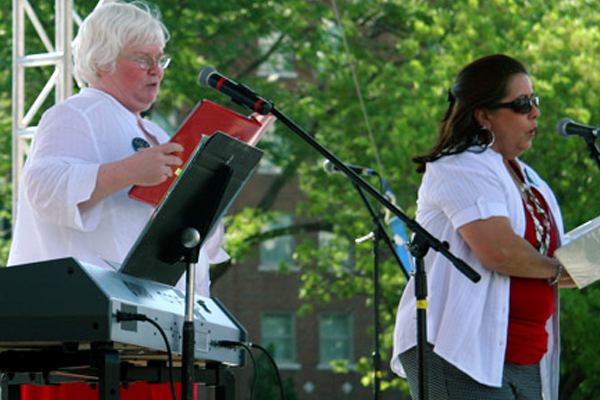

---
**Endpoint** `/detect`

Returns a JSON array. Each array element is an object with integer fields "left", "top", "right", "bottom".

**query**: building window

[
  {"left": 318, "top": 230, "right": 336, "bottom": 247},
  {"left": 259, "top": 214, "right": 296, "bottom": 271},
  {"left": 319, "top": 313, "right": 353, "bottom": 368},
  {"left": 261, "top": 312, "right": 299, "bottom": 369},
  {"left": 256, "top": 33, "right": 298, "bottom": 80},
  {"left": 318, "top": 230, "right": 353, "bottom": 270}
]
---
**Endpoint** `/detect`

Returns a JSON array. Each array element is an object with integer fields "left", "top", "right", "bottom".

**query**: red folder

[{"left": 129, "top": 100, "right": 275, "bottom": 207}]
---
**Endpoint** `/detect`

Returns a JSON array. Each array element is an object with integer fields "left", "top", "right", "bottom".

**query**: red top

[{"left": 505, "top": 185, "right": 557, "bottom": 365}]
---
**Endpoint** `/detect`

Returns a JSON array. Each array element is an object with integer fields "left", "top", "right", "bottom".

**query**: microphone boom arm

[
  {"left": 196, "top": 68, "right": 480, "bottom": 283},
  {"left": 583, "top": 133, "right": 600, "bottom": 173},
  {"left": 208, "top": 81, "right": 481, "bottom": 400},
  {"left": 269, "top": 105, "right": 481, "bottom": 283}
]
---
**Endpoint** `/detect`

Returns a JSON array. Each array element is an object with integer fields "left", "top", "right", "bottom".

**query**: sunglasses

[{"left": 488, "top": 96, "right": 540, "bottom": 114}]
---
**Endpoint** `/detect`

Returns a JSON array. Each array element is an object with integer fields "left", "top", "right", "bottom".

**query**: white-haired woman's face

[{"left": 92, "top": 43, "right": 165, "bottom": 114}]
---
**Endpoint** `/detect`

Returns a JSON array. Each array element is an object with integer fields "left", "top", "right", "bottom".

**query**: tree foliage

[{"left": 4, "top": 0, "right": 600, "bottom": 398}]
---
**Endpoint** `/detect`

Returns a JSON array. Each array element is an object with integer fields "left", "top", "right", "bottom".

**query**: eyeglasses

[
  {"left": 488, "top": 96, "right": 540, "bottom": 114},
  {"left": 121, "top": 54, "right": 171, "bottom": 71}
]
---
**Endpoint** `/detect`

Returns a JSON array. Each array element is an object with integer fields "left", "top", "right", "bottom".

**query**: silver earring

[{"left": 481, "top": 126, "right": 496, "bottom": 147}]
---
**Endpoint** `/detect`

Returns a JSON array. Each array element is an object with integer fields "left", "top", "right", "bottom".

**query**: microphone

[
  {"left": 197, "top": 66, "right": 273, "bottom": 115},
  {"left": 323, "top": 159, "right": 378, "bottom": 176},
  {"left": 557, "top": 118, "right": 600, "bottom": 139}
]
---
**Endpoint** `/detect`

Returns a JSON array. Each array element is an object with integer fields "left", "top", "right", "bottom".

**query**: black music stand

[
  {"left": 120, "top": 132, "right": 262, "bottom": 400},
  {"left": 121, "top": 131, "right": 262, "bottom": 285}
]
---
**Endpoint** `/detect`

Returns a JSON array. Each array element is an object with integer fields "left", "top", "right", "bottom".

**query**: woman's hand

[
  {"left": 126, "top": 142, "right": 184, "bottom": 186},
  {"left": 79, "top": 142, "right": 184, "bottom": 211}
]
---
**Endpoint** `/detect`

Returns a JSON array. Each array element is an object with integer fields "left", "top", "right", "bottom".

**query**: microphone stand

[
  {"left": 269, "top": 106, "right": 480, "bottom": 400},
  {"left": 351, "top": 179, "right": 410, "bottom": 400},
  {"left": 206, "top": 82, "right": 481, "bottom": 400},
  {"left": 268, "top": 106, "right": 479, "bottom": 278},
  {"left": 583, "top": 134, "right": 600, "bottom": 172},
  {"left": 180, "top": 228, "right": 202, "bottom": 400}
]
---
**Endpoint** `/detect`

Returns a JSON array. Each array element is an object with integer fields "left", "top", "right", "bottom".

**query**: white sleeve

[
  {"left": 424, "top": 155, "right": 510, "bottom": 229},
  {"left": 204, "top": 221, "right": 230, "bottom": 264},
  {"left": 23, "top": 104, "right": 103, "bottom": 231}
]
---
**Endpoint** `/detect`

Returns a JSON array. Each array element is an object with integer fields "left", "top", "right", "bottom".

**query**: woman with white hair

[
  {"left": 9, "top": 3, "right": 227, "bottom": 397},
  {"left": 10, "top": 0, "right": 228, "bottom": 291}
]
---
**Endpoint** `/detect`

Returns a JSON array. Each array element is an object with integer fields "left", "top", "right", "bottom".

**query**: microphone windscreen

[
  {"left": 556, "top": 117, "right": 574, "bottom": 138},
  {"left": 197, "top": 66, "right": 217, "bottom": 87}
]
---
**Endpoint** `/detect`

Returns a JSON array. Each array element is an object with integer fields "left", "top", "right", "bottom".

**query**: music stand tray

[{"left": 119, "top": 132, "right": 263, "bottom": 286}]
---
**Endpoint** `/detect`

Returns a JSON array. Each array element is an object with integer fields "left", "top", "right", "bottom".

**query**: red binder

[{"left": 129, "top": 100, "right": 275, "bottom": 207}]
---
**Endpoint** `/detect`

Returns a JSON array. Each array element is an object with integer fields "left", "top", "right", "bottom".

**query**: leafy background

[{"left": 4, "top": 0, "right": 600, "bottom": 398}]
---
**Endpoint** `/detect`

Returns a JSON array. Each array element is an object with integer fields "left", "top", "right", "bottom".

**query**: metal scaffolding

[
  {"left": 11, "top": 0, "right": 110, "bottom": 221},
  {"left": 12, "top": 0, "right": 74, "bottom": 218}
]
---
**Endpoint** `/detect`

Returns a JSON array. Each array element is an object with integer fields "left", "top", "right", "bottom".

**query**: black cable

[
  {"left": 238, "top": 342, "right": 257, "bottom": 400},
  {"left": 217, "top": 340, "right": 285, "bottom": 400},
  {"left": 216, "top": 340, "right": 257, "bottom": 400},
  {"left": 116, "top": 311, "right": 178, "bottom": 400},
  {"left": 249, "top": 343, "right": 285, "bottom": 400}
]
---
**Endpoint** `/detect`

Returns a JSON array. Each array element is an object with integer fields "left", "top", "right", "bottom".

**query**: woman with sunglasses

[
  {"left": 391, "top": 54, "right": 575, "bottom": 399},
  {"left": 9, "top": 2, "right": 228, "bottom": 398}
]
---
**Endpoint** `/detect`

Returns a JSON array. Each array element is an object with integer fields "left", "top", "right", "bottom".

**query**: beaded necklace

[{"left": 506, "top": 162, "right": 551, "bottom": 256}]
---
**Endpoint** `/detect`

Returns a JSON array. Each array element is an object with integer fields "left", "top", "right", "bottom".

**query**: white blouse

[
  {"left": 8, "top": 88, "right": 228, "bottom": 296},
  {"left": 391, "top": 147, "right": 563, "bottom": 400}
]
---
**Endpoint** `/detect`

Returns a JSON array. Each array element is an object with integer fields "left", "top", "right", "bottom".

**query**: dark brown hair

[{"left": 413, "top": 54, "right": 528, "bottom": 173}]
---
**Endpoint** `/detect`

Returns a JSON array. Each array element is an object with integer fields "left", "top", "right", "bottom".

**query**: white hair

[{"left": 73, "top": 1, "right": 170, "bottom": 85}]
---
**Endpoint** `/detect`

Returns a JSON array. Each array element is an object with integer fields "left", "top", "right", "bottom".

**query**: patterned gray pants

[{"left": 399, "top": 343, "right": 542, "bottom": 399}]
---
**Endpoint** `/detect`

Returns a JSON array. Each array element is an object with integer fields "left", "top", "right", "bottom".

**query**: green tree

[{"left": 5, "top": 0, "right": 600, "bottom": 398}]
